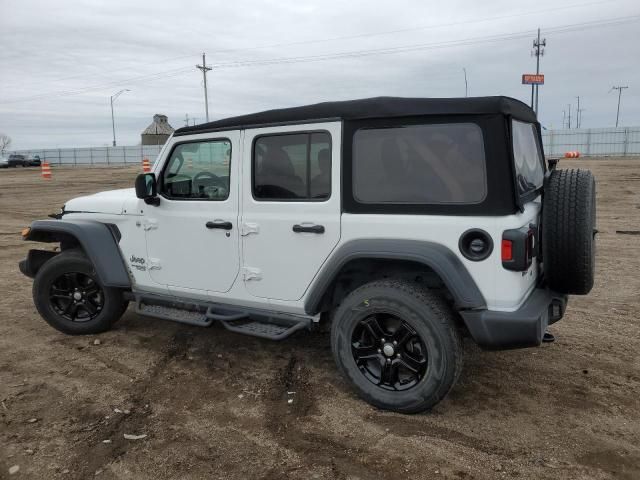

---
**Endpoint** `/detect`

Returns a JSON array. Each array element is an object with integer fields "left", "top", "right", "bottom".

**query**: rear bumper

[{"left": 460, "top": 288, "right": 567, "bottom": 349}]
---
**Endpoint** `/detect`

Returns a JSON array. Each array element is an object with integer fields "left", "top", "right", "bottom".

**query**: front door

[
  {"left": 240, "top": 122, "right": 341, "bottom": 301},
  {"left": 144, "top": 133, "right": 240, "bottom": 296}
]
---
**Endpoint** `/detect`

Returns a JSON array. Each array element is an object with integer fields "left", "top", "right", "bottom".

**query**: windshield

[{"left": 512, "top": 119, "right": 544, "bottom": 196}]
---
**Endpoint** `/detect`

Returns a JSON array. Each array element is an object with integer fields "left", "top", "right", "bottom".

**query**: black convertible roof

[{"left": 174, "top": 96, "right": 536, "bottom": 136}]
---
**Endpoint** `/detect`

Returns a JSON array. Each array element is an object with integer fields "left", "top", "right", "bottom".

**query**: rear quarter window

[
  {"left": 352, "top": 123, "right": 486, "bottom": 204},
  {"left": 512, "top": 119, "right": 544, "bottom": 196}
]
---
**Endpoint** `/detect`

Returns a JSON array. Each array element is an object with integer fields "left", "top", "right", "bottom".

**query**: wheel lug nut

[
  {"left": 377, "top": 349, "right": 381, "bottom": 353},
  {"left": 381, "top": 338, "right": 386, "bottom": 343},
  {"left": 393, "top": 340, "right": 397, "bottom": 345}
]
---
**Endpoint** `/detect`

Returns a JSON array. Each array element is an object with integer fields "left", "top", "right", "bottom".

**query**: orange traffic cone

[
  {"left": 41, "top": 161, "right": 52, "bottom": 180},
  {"left": 142, "top": 157, "right": 151, "bottom": 172}
]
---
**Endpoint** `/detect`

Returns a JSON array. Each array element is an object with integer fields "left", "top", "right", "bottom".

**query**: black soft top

[{"left": 174, "top": 96, "right": 536, "bottom": 136}]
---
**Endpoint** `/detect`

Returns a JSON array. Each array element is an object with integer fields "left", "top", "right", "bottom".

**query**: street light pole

[{"left": 110, "top": 89, "right": 130, "bottom": 147}]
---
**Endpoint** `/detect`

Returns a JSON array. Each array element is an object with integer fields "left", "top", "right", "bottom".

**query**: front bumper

[
  {"left": 460, "top": 288, "right": 567, "bottom": 350},
  {"left": 19, "top": 249, "right": 58, "bottom": 278}
]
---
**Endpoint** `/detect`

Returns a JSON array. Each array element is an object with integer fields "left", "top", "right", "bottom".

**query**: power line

[
  {"left": 0, "top": 0, "right": 623, "bottom": 91},
  {"left": 209, "top": 15, "right": 638, "bottom": 70},
  {"left": 200, "top": 0, "right": 621, "bottom": 57},
  {"left": 1, "top": 14, "right": 638, "bottom": 105},
  {"left": 0, "top": 67, "right": 193, "bottom": 105}
]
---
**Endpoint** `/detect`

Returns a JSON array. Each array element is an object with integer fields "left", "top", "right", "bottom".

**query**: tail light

[
  {"left": 502, "top": 226, "right": 537, "bottom": 271},
  {"left": 501, "top": 239, "right": 513, "bottom": 261}
]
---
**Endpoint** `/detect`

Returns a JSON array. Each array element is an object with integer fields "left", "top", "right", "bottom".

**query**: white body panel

[
  {"left": 338, "top": 200, "right": 541, "bottom": 311},
  {"left": 240, "top": 122, "right": 342, "bottom": 301},
  {"left": 62, "top": 121, "right": 541, "bottom": 316},
  {"left": 144, "top": 131, "right": 241, "bottom": 296}
]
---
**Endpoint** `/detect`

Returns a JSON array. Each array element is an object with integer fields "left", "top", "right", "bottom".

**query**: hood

[{"left": 65, "top": 188, "right": 136, "bottom": 215}]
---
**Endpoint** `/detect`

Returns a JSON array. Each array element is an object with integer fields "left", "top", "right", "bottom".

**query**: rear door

[{"left": 240, "top": 122, "right": 341, "bottom": 301}]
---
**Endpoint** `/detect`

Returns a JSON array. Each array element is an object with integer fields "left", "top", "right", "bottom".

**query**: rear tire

[
  {"left": 542, "top": 168, "right": 596, "bottom": 294},
  {"left": 33, "top": 250, "right": 126, "bottom": 335},
  {"left": 331, "top": 279, "right": 463, "bottom": 414}
]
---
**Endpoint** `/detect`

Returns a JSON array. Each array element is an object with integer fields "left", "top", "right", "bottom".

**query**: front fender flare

[
  {"left": 304, "top": 239, "right": 486, "bottom": 315},
  {"left": 24, "top": 219, "right": 131, "bottom": 288}
]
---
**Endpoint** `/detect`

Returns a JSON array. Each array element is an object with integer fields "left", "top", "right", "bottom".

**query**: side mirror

[{"left": 135, "top": 173, "right": 160, "bottom": 206}]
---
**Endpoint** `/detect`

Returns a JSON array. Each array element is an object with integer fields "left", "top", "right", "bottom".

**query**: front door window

[{"left": 161, "top": 140, "right": 231, "bottom": 200}]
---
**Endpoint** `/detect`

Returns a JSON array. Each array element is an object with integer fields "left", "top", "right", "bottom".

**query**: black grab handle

[
  {"left": 292, "top": 224, "right": 325, "bottom": 234},
  {"left": 206, "top": 221, "right": 233, "bottom": 230}
]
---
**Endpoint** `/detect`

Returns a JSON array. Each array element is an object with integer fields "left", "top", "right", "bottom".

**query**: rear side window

[
  {"left": 512, "top": 120, "right": 544, "bottom": 195},
  {"left": 353, "top": 123, "right": 486, "bottom": 204},
  {"left": 253, "top": 132, "right": 331, "bottom": 201}
]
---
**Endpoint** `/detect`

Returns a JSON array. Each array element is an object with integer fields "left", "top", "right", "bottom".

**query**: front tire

[
  {"left": 331, "top": 279, "right": 463, "bottom": 414},
  {"left": 33, "top": 250, "right": 126, "bottom": 335}
]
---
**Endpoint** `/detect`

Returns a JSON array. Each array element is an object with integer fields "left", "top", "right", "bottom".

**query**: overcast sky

[{"left": 1, "top": 0, "right": 639, "bottom": 149}]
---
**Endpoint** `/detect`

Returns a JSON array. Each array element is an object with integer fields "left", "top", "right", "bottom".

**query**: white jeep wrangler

[{"left": 20, "top": 97, "right": 596, "bottom": 413}]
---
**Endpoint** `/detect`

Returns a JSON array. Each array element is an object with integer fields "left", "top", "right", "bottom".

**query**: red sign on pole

[{"left": 522, "top": 74, "right": 545, "bottom": 85}]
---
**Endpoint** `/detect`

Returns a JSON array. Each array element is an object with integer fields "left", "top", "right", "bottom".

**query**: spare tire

[{"left": 542, "top": 168, "right": 596, "bottom": 295}]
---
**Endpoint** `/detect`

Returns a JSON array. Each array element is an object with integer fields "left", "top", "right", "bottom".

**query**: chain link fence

[
  {"left": 542, "top": 127, "right": 640, "bottom": 157},
  {"left": 7, "top": 145, "right": 164, "bottom": 165},
  {"left": 9, "top": 127, "right": 640, "bottom": 165}
]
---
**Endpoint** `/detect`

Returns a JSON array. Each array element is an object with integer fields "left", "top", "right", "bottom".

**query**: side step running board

[{"left": 128, "top": 292, "right": 314, "bottom": 341}]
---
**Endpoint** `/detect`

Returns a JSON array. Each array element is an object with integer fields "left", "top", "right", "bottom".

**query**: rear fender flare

[{"left": 304, "top": 239, "right": 486, "bottom": 315}]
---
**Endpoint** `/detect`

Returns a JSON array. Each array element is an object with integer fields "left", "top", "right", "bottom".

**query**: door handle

[
  {"left": 206, "top": 221, "right": 233, "bottom": 230},
  {"left": 292, "top": 224, "right": 325, "bottom": 234}
]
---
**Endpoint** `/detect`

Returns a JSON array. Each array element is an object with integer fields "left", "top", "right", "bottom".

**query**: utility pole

[
  {"left": 575, "top": 96, "right": 580, "bottom": 129},
  {"left": 531, "top": 28, "right": 546, "bottom": 115},
  {"left": 463, "top": 68, "right": 468, "bottom": 97},
  {"left": 110, "top": 89, "right": 130, "bottom": 147},
  {"left": 184, "top": 113, "right": 190, "bottom": 127},
  {"left": 562, "top": 110, "right": 566, "bottom": 129},
  {"left": 196, "top": 53, "right": 212, "bottom": 122},
  {"left": 567, "top": 103, "right": 572, "bottom": 129},
  {"left": 610, "top": 86, "right": 628, "bottom": 127}
]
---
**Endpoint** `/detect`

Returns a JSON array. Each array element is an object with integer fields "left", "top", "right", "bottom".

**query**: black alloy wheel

[
  {"left": 33, "top": 249, "right": 127, "bottom": 334},
  {"left": 331, "top": 279, "right": 463, "bottom": 413},
  {"left": 49, "top": 272, "right": 104, "bottom": 322},
  {"left": 351, "top": 313, "right": 428, "bottom": 391}
]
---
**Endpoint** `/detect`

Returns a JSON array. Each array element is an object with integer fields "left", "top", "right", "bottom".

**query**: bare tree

[{"left": 0, "top": 134, "right": 11, "bottom": 153}]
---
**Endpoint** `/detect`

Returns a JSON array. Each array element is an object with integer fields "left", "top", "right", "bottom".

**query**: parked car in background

[
  {"left": 0, "top": 154, "right": 9, "bottom": 168},
  {"left": 8, "top": 154, "right": 29, "bottom": 167},
  {"left": 28, "top": 155, "right": 41, "bottom": 167}
]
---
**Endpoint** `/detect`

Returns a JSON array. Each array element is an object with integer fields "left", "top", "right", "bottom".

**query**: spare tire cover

[{"left": 542, "top": 168, "right": 596, "bottom": 295}]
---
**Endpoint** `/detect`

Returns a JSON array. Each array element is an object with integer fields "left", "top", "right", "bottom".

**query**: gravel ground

[{"left": 0, "top": 159, "right": 639, "bottom": 480}]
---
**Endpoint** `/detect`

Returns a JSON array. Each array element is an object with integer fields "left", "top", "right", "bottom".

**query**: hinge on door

[
  {"left": 242, "top": 267, "right": 262, "bottom": 281},
  {"left": 241, "top": 222, "right": 260, "bottom": 236},
  {"left": 147, "top": 258, "right": 162, "bottom": 270},
  {"left": 142, "top": 219, "right": 158, "bottom": 231}
]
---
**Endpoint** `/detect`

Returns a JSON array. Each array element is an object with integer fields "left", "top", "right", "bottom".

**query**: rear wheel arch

[{"left": 304, "top": 239, "right": 486, "bottom": 316}]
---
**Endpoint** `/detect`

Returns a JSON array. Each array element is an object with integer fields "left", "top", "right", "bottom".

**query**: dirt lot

[{"left": 0, "top": 159, "right": 639, "bottom": 480}]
